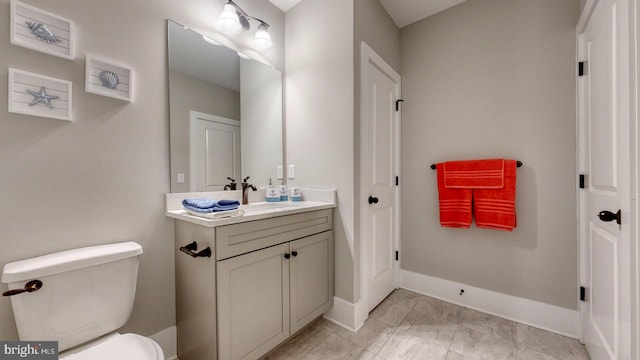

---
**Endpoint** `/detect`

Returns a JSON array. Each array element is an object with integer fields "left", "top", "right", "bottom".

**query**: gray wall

[
  {"left": 285, "top": 0, "right": 355, "bottom": 302},
  {"left": 400, "top": 0, "right": 579, "bottom": 310},
  {"left": 0, "top": 0, "right": 283, "bottom": 341},
  {"left": 285, "top": 0, "right": 400, "bottom": 304}
]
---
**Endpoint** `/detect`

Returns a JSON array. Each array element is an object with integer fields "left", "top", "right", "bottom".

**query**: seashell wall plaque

[
  {"left": 85, "top": 56, "right": 133, "bottom": 102},
  {"left": 98, "top": 71, "right": 120, "bottom": 89},
  {"left": 25, "top": 22, "right": 61, "bottom": 44},
  {"left": 10, "top": 0, "right": 74, "bottom": 60},
  {"left": 8, "top": 68, "right": 73, "bottom": 121}
]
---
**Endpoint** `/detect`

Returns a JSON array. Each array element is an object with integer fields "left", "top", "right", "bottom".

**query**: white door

[
  {"left": 190, "top": 111, "right": 241, "bottom": 191},
  {"left": 360, "top": 42, "right": 401, "bottom": 312},
  {"left": 578, "top": 0, "right": 632, "bottom": 359}
]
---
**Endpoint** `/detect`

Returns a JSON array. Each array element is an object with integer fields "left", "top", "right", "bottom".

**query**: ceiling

[
  {"left": 268, "top": 0, "right": 467, "bottom": 28},
  {"left": 378, "top": 0, "right": 466, "bottom": 28},
  {"left": 268, "top": 0, "right": 301, "bottom": 12}
]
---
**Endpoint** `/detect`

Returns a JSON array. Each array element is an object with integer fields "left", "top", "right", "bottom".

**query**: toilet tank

[{"left": 1, "top": 242, "right": 143, "bottom": 351}]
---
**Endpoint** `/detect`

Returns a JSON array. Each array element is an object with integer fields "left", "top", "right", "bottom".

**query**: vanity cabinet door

[
  {"left": 217, "top": 243, "right": 290, "bottom": 360},
  {"left": 290, "top": 231, "right": 334, "bottom": 334}
]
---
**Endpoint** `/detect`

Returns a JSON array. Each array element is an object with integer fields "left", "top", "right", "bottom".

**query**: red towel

[
  {"left": 437, "top": 163, "right": 472, "bottom": 228},
  {"left": 474, "top": 160, "right": 517, "bottom": 231},
  {"left": 443, "top": 159, "right": 505, "bottom": 188}
]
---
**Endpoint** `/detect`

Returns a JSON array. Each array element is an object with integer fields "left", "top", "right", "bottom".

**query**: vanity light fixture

[{"left": 216, "top": 0, "right": 272, "bottom": 50}]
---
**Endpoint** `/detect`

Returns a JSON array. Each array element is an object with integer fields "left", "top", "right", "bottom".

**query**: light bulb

[
  {"left": 254, "top": 23, "right": 272, "bottom": 50},
  {"left": 217, "top": 3, "right": 242, "bottom": 35}
]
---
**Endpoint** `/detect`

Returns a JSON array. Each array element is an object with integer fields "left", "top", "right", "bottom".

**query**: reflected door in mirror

[{"left": 191, "top": 111, "right": 241, "bottom": 191}]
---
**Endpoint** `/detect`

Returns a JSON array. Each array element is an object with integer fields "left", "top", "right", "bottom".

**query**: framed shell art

[
  {"left": 8, "top": 68, "right": 73, "bottom": 121},
  {"left": 85, "top": 56, "right": 133, "bottom": 102},
  {"left": 10, "top": 0, "right": 74, "bottom": 60}
]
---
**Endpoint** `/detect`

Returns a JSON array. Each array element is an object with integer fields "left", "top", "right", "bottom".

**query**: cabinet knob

[
  {"left": 291, "top": 251, "right": 298, "bottom": 257},
  {"left": 284, "top": 253, "right": 291, "bottom": 259}
]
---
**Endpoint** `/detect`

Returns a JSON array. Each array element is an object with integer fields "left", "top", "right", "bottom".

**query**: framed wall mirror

[{"left": 168, "top": 20, "right": 283, "bottom": 193}]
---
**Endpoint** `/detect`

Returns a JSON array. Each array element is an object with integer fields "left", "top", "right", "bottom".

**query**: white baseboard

[
  {"left": 324, "top": 296, "right": 366, "bottom": 332},
  {"left": 149, "top": 326, "right": 178, "bottom": 360},
  {"left": 400, "top": 269, "right": 580, "bottom": 339}
]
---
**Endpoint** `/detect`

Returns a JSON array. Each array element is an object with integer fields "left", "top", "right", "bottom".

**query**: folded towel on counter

[
  {"left": 185, "top": 208, "right": 245, "bottom": 219},
  {"left": 474, "top": 159, "right": 517, "bottom": 231},
  {"left": 182, "top": 198, "right": 240, "bottom": 213},
  {"left": 437, "top": 163, "right": 473, "bottom": 228},
  {"left": 443, "top": 159, "right": 505, "bottom": 189}
]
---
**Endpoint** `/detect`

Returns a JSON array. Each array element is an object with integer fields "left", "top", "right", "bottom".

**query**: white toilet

[{"left": 1, "top": 241, "right": 165, "bottom": 359}]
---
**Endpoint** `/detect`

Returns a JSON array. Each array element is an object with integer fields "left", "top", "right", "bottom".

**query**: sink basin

[{"left": 241, "top": 202, "right": 300, "bottom": 213}]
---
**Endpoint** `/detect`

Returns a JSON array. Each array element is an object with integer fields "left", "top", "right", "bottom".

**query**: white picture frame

[
  {"left": 8, "top": 68, "right": 73, "bottom": 121},
  {"left": 85, "top": 55, "right": 133, "bottom": 102},
  {"left": 10, "top": 0, "right": 74, "bottom": 60}
]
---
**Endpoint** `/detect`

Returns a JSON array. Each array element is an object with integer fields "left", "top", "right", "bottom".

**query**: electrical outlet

[
  {"left": 288, "top": 164, "right": 295, "bottom": 179},
  {"left": 177, "top": 173, "right": 185, "bottom": 183},
  {"left": 277, "top": 165, "right": 283, "bottom": 179}
]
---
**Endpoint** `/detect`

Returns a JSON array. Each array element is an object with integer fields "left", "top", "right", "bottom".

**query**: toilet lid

[{"left": 60, "top": 333, "right": 164, "bottom": 360}]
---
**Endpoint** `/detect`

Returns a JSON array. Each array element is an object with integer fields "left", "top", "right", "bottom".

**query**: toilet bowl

[
  {"left": 1, "top": 242, "right": 165, "bottom": 360},
  {"left": 59, "top": 333, "right": 164, "bottom": 359}
]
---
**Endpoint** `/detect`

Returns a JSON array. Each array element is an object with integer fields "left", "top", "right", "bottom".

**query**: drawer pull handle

[{"left": 180, "top": 241, "right": 212, "bottom": 258}]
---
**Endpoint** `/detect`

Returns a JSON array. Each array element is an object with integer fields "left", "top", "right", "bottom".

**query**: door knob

[
  {"left": 368, "top": 196, "right": 379, "bottom": 205},
  {"left": 597, "top": 210, "right": 621, "bottom": 225}
]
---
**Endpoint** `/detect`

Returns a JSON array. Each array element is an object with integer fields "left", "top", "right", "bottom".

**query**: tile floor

[{"left": 264, "top": 289, "right": 590, "bottom": 360}]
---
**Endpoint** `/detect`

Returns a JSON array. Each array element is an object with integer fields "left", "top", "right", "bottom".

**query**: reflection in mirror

[{"left": 168, "top": 20, "right": 283, "bottom": 193}]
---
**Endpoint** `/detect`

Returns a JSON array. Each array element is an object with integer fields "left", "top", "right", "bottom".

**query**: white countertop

[{"left": 165, "top": 188, "right": 336, "bottom": 228}]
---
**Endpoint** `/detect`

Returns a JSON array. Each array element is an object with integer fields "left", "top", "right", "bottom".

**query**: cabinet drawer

[{"left": 215, "top": 209, "right": 332, "bottom": 260}]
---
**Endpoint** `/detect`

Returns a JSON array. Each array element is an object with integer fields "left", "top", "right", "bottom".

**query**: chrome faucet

[{"left": 241, "top": 176, "right": 257, "bottom": 205}]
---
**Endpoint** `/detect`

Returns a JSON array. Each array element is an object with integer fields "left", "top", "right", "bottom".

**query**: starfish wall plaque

[
  {"left": 27, "top": 86, "right": 59, "bottom": 109},
  {"left": 9, "top": 68, "right": 72, "bottom": 121}
]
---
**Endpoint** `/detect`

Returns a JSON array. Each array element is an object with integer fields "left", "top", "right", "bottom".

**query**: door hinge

[
  {"left": 579, "top": 174, "right": 585, "bottom": 189},
  {"left": 395, "top": 251, "right": 399, "bottom": 261},
  {"left": 578, "top": 61, "right": 586, "bottom": 76},
  {"left": 580, "top": 286, "right": 586, "bottom": 302},
  {"left": 395, "top": 176, "right": 399, "bottom": 186},
  {"left": 395, "top": 99, "right": 404, "bottom": 111}
]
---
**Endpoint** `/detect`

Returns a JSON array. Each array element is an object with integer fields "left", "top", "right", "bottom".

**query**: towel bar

[
  {"left": 430, "top": 160, "right": 522, "bottom": 170},
  {"left": 180, "top": 241, "right": 212, "bottom": 258}
]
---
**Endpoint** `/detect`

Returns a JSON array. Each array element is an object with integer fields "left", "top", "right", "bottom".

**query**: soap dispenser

[
  {"left": 279, "top": 180, "right": 288, "bottom": 201},
  {"left": 266, "top": 178, "right": 280, "bottom": 202}
]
